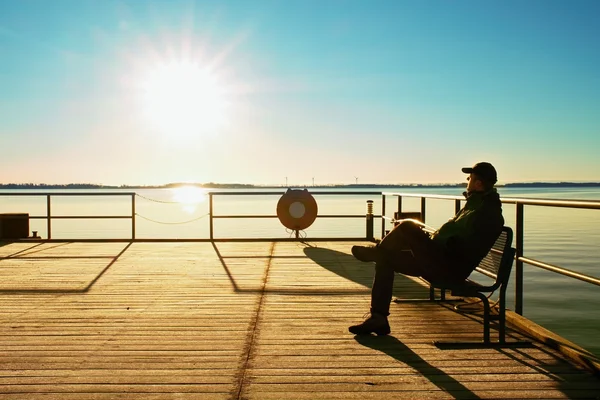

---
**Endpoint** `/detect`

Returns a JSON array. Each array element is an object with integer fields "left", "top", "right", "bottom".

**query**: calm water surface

[{"left": 1, "top": 186, "right": 599, "bottom": 356}]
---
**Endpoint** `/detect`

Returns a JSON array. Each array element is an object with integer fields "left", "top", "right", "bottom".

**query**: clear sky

[{"left": 1, "top": 0, "right": 599, "bottom": 186}]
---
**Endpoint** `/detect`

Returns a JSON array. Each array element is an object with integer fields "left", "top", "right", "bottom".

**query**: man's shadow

[
  {"left": 355, "top": 335, "right": 481, "bottom": 399},
  {"left": 302, "top": 245, "right": 428, "bottom": 297}
]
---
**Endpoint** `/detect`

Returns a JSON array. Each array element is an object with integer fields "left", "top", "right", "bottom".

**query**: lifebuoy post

[
  {"left": 366, "top": 200, "right": 374, "bottom": 241},
  {"left": 276, "top": 189, "right": 318, "bottom": 238}
]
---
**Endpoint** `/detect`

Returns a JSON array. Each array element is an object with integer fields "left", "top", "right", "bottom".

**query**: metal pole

[
  {"left": 131, "top": 194, "right": 136, "bottom": 240},
  {"left": 209, "top": 193, "right": 214, "bottom": 240},
  {"left": 46, "top": 195, "right": 51, "bottom": 240},
  {"left": 366, "top": 200, "right": 374, "bottom": 241},
  {"left": 455, "top": 199, "right": 461, "bottom": 214},
  {"left": 515, "top": 202, "right": 524, "bottom": 315},
  {"left": 420, "top": 197, "right": 427, "bottom": 225},
  {"left": 397, "top": 196, "right": 402, "bottom": 215},
  {"left": 381, "top": 194, "right": 386, "bottom": 238}
]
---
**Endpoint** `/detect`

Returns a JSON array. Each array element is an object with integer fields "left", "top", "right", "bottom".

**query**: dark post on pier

[{"left": 366, "top": 200, "right": 374, "bottom": 241}]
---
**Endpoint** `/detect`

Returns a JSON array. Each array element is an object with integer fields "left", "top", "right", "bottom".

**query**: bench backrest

[{"left": 473, "top": 226, "right": 515, "bottom": 290}]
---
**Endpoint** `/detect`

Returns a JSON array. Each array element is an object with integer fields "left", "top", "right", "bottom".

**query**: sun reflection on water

[{"left": 171, "top": 186, "right": 207, "bottom": 214}]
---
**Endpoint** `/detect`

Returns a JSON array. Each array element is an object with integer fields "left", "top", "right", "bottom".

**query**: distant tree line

[
  {"left": 0, "top": 183, "right": 116, "bottom": 189},
  {"left": 503, "top": 182, "right": 600, "bottom": 187},
  {"left": 1, "top": 182, "right": 599, "bottom": 189}
]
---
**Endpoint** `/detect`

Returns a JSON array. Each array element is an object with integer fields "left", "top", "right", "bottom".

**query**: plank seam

[{"left": 234, "top": 242, "right": 275, "bottom": 400}]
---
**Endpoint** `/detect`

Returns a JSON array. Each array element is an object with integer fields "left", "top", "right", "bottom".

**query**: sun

[
  {"left": 171, "top": 185, "right": 207, "bottom": 214},
  {"left": 138, "top": 60, "right": 229, "bottom": 137}
]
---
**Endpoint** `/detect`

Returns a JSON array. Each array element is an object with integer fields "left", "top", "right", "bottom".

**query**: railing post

[
  {"left": 397, "top": 196, "right": 402, "bottom": 215},
  {"left": 515, "top": 202, "right": 524, "bottom": 315},
  {"left": 131, "top": 193, "right": 136, "bottom": 240},
  {"left": 209, "top": 193, "right": 214, "bottom": 241},
  {"left": 455, "top": 199, "right": 461, "bottom": 214},
  {"left": 46, "top": 195, "right": 51, "bottom": 240},
  {"left": 381, "top": 194, "right": 386, "bottom": 238},
  {"left": 420, "top": 197, "right": 427, "bottom": 224},
  {"left": 365, "top": 200, "right": 374, "bottom": 241}
]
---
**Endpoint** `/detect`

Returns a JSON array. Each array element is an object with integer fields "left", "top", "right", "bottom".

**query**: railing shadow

[
  {"left": 211, "top": 242, "right": 241, "bottom": 292},
  {"left": 0, "top": 242, "right": 132, "bottom": 293},
  {"left": 355, "top": 335, "right": 482, "bottom": 399},
  {"left": 496, "top": 346, "right": 600, "bottom": 394},
  {"left": 0, "top": 242, "right": 70, "bottom": 261},
  {"left": 0, "top": 242, "right": 48, "bottom": 258}
]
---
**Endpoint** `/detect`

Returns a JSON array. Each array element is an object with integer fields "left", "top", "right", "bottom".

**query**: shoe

[
  {"left": 351, "top": 245, "right": 378, "bottom": 262},
  {"left": 348, "top": 313, "right": 391, "bottom": 335}
]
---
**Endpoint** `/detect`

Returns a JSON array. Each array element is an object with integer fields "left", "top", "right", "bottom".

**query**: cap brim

[{"left": 461, "top": 167, "right": 474, "bottom": 173}]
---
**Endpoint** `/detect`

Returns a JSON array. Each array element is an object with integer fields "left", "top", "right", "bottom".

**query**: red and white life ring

[{"left": 276, "top": 189, "right": 318, "bottom": 231}]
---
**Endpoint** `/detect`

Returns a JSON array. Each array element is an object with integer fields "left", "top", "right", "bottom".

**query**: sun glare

[
  {"left": 139, "top": 61, "right": 229, "bottom": 137},
  {"left": 171, "top": 185, "right": 207, "bottom": 214}
]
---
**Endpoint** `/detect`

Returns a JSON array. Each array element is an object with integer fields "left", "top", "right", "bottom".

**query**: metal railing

[
  {"left": 0, "top": 192, "right": 136, "bottom": 240},
  {"left": 208, "top": 191, "right": 382, "bottom": 241},
  {"left": 382, "top": 191, "right": 600, "bottom": 315},
  {"left": 0, "top": 190, "right": 382, "bottom": 242}
]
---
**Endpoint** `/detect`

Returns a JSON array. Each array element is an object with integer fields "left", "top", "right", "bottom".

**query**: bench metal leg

[
  {"left": 434, "top": 293, "right": 532, "bottom": 349},
  {"left": 498, "top": 289, "right": 507, "bottom": 343},
  {"left": 481, "top": 293, "right": 491, "bottom": 344},
  {"left": 428, "top": 285, "right": 446, "bottom": 301}
]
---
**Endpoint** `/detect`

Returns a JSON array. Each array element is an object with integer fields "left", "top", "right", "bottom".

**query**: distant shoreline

[{"left": 2, "top": 182, "right": 600, "bottom": 190}]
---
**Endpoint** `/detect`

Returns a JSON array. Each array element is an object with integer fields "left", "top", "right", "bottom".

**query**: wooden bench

[{"left": 423, "top": 226, "right": 530, "bottom": 348}]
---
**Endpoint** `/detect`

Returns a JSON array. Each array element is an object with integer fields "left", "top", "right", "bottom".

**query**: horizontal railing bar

[
  {"left": 519, "top": 256, "right": 600, "bottom": 286},
  {"left": 0, "top": 192, "right": 135, "bottom": 196},
  {"left": 501, "top": 197, "right": 600, "bottom": 209},
  {"left": 383, "top": 192, "right": 463, "bottom": 201},
  {"left": 211, "top": 214, "right": 382, "bottom": 219},
  {"left": 383, "top": 192, "right": 600, "bottom": 210},
  {"left": 211, "top": 215, "right": 277, "bottom": 219},
  {"left": 210, "top": 191, "right": 383, "bottom": 196},
  {"left": 29, "top": 216, "right": 131, "bottom": 219},
  {"left": 12, "top": 237, "right": 369, "bottom": 243},
  {"left": 319, "top": 214, "right": 384, "bottom": 218}
]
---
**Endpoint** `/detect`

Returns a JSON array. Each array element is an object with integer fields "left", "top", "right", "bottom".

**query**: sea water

[{"left": 1, "top": 186, "right": 599, "bottom": 356}]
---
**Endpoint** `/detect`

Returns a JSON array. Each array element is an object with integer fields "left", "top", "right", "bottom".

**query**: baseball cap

[{"left": 462, "top": 162, "right": 497, "bottom": 185}]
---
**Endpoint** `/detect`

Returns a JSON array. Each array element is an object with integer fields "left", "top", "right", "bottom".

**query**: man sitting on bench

[{"left": 349, "top": 162, "right": 504, "bottom": 335}]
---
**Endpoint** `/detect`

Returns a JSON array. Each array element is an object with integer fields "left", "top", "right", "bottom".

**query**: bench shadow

[{"left": 355, "top": 335, "right": 482, "bottom": 399}]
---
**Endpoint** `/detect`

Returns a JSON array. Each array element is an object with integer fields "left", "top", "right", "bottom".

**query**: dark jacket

[{"left": 430, "top": 189, "right": 504, "bottom": 279}]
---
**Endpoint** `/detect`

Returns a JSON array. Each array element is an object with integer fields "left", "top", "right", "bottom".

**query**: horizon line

[{"left": 2, "top": 181, "right": 600, "bottom": 189}]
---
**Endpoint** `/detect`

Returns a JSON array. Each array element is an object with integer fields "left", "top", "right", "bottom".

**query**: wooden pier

[{"left": 0, "top": 241, "right": 599, "bottom": 399}]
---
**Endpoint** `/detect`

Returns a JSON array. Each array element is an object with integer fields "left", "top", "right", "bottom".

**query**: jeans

[{"left": 370, "top": 220, "right": 459, "bottom": 316}]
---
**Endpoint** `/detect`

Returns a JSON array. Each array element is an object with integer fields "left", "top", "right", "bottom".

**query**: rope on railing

[
  {"left": 135, "top": 212, "right": 210, "bottom": 225},
  {"left": 135, "top": 193, "right": 205, "bottom": 204},
  {"left": 134, "top": 193, "right": 180, "bottom": 203}
]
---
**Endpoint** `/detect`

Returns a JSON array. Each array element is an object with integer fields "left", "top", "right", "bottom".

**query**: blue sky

[{"left": 1, "top": 0, "right": 599, "bottom": 186}]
